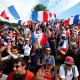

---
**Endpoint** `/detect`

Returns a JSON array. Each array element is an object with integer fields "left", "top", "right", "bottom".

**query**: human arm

[
  {"left": 35, "top": 37, "right": 40, "bottom": 51},
  {"left": 54, "top": 71, "right": 59, "bottom": 80},
  {"left": 57, "top": 46, "right": 66, "bottom": 55},
  {"left": 37, "top": 59, "right": 45, "bottom": 67}
]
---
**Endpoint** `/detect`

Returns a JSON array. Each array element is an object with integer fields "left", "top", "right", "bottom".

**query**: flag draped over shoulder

[
  {"left": 32, "top": 11, "right": 48, "bottom": 22},
  {"left": 0, "top": 5, "right": 20, "bottom": 20}
]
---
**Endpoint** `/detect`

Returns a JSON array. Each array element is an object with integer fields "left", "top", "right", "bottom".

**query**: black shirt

[{"left": 66, "top": 52, "right": 80, "bottom": 70}]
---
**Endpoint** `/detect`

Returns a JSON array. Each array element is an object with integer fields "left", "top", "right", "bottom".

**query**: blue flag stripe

[
  {"left": 73, "top": 15, "right": 79, "bottom": 24},
  {"left": 8, "top": 5, "right": 20, "bottom": 20},
  {"left": 32, "top": 11, "right": 38, "bottom": 20}
]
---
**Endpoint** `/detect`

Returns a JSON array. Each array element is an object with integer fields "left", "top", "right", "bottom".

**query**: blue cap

[{"left": 46, "top": 57, "right": 54, "bottom": 66}]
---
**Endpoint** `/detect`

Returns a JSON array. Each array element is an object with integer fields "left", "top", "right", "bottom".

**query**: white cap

[
  {"left": 62, "top": 34, "right": 66, "bottom": 37},
  {"left": 25, "top": 38, "right": 29, "bottom": 40}
]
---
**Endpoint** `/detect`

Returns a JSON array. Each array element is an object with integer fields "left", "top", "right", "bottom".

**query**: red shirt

[
  {"left": 6, "top": 70, "right": 34, "bottom": 80},
  {"left": 44, "top": 72, "right": 53, "bottom": 80}
]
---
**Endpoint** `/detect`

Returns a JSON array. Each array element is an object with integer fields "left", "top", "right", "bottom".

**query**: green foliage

[
  {"left": 0, "top": 20, "right": 18, "bottom": 29},
  {"left": 31, "top": 4, "right": 49, "bottom": 21}
]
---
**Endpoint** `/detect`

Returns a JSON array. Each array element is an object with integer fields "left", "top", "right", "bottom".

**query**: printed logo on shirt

[{"left": 31, "top": 51, "right": 36, "bottom": 56}]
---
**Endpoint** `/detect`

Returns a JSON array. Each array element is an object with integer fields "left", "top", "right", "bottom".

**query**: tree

[{"left": 31, "top": 4, "right": 49, "bottom": 21}]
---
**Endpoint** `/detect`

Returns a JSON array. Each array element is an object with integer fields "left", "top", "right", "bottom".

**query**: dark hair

[
  {"left": 12, "top": 46, "right": 20, "bottom": 51},
  {"left": 13, "top": 57, "right": 27, "bottom": 69},
  {"left": 0, "top": 61, "right": 6, "bottom": 71}
]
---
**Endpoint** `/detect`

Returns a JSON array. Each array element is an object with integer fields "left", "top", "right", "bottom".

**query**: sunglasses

[
  {"left": 13, "top": 65, "right": 21, "bottom": 68},
  {"left": 65, "top": 64, "right": 72, "bottom": 67},
  {"left": 46, "top": 50, "right": 51, "bottom": 52}
]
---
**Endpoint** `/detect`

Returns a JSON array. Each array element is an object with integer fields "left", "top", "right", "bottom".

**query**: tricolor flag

[
  {"left": 0, "top": 5, "right": 20, "bottom": 20},
  {"left": 49, "top": 12, "right": 52, "bottom": 18},
  {"left": 32, "top": 11, "right": 48, "bottom": 22},
  {"left": 65, "top": 15, "right": 79, "bottom": 26},
  {"left": 34, "top": 33, "right": 47, "bottom": 45},
  {"left": 53, "top": 13, "right": 56, "bottom": 18},
  {"left": 1, "top": 24, "right": 10, "bottom": 28}
]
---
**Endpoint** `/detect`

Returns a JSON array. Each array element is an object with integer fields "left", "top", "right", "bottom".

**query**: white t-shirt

[
  {"left": 0, "top": 74, "right": 8, "bottom": 80},
  {"left": 24, "top": 28, "right": 30, "bottom": 34},
  {"left": 58, "top": 65, "right": 79, "bottom": 80},
  {"left": 6, "top": 54, "right": 24, "bottom": 60},
  {"left": 22, "top": 44, "right": 31, "bottom": 56},
  {"left": 59, "top": 39, "right": 69, "bottom": 49}
]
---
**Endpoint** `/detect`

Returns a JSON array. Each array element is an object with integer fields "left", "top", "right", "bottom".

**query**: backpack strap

[
  {"left": 52, "top": 71, "right": 55, "bottom": 80},
  {"left": 72, "top": 66, "right": 75, "bottom": 74}
]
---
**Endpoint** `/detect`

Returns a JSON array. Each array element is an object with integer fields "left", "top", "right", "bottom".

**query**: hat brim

[
  {"left": 64, "top": 61, "right": 74, "bottom": 65},
  {"left": 46, "top": 62, "right": 53, "bottom": 66}
]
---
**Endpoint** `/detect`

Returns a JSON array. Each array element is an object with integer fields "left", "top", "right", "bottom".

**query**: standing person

[
  {"left": 36, "top": 57, "right": 59, "bottom": 80},
  {"left": 58, "top": 56, "right": 79, "bottom": 80},
  {"left": 49, "top": 33, "right": 57, "bottom": 62},
  {"left": 37, "top": 47, "right": 55, "bottom": 71},
  {"left": 6, "top": 57, "right": 34, "bottom": 80},
  {"left": 0, "top": 61, "right": 8, "bottom": 80},
  {"left": 17, "top": 37, "right": 32, "bottom": 62},
  {"left": 28, "top": 38, "right": 40, "bottom": 75}
]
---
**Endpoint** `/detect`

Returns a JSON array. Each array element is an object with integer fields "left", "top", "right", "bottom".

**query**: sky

[{"left": 0, "top": 0, "right": 80, "bottom": 23}]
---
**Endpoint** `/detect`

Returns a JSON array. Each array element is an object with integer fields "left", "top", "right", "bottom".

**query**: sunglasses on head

[
  {"left": 13, "top": 65, "right": 21, "bottom": 68},
  {"left": 46, "top": 50, "right": 51, "bottom": 52},
  {"left": 65, "top": 64, "right": 72, "bottom": 67}
]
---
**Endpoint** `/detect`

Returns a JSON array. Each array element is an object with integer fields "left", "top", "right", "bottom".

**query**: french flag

[
  {"left": 49, "top": 12, "right": 52, "bottom": 18},
  {"left": 34, "top": 33, "right": 47, "bottom": 45},
  {"left": 0, "top": 5, "right": 20, "bottom": 20},
  {"left": 65, "top": 15, "right": 79, "bottom": 26},
  {"left": 1, "top": 24, "right": 10, "bottom": 28},
  {"left": 53, "top": 13, "right": 56, "bottom": 18},
  {"left": 32, "top": 11, "right": 48, "bottom": 22}
]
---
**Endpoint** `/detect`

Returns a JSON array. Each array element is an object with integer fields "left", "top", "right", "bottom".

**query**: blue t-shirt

[{"left": 30, "top": 49, "right": 40, "bottom": 66}]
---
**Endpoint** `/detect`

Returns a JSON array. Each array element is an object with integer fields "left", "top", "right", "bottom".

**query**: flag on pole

[
  {"left": 0, "top": 5, "right": 20, "bottom": 20},
  {"left": 32, "top": 11, "right": 48, "bottom": 22}
]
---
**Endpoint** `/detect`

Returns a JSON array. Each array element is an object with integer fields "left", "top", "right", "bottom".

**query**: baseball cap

[
  {"left": 72, "top": 44, "right": 78, "bottom": 49},
  {"left": 62, "top": 34, "right": 66, "bottom": 37},
  {"left": 11, "top": 39, "right": 15, "bottom": 42},
  {"left": 64, "top": 56, "right": 74, "bottom": 65},
  {"left": 46, "top": 57, "right": 54, "bottom": 66},
  {"left": 25, "top": 38, "right": 29, "bottom": 40},
  {"left": 6, "top": 37, "right": 10, "bottom": 39}
]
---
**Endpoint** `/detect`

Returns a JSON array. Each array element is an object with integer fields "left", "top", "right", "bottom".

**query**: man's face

[
  {"left": 11, "top": 41, "right": 15, "bottom": 45},
  {"left": 13, "top": 62, "right": 25, "bottom": 74},
  {"left": 12, "top": 49, "right": 19, "bottom": 55},
  {"left": 45, "top": 47, "right": 51, "bottom": 55},
  {"left": 25, "top": 40, "right": 29, "bottom": 44},
  {"left": 72, "top": 48, "right": 78, "bottom": 54},
  {"left": 65, "top": 64, "right": 73, "bottom": 71},
  {"left": 33, "top": 43, "right": 37, "bottom": 49}
]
